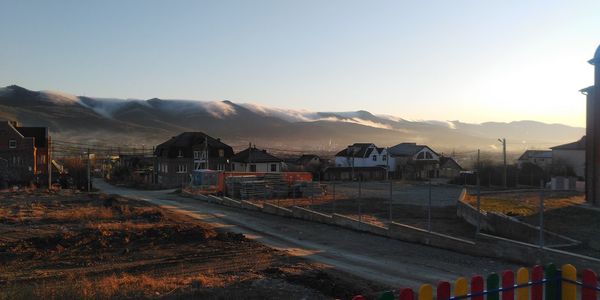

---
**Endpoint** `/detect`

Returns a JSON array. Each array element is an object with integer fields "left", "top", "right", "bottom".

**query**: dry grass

[{"left": 463, "top": 192, "right": 585, "bottom": 216}]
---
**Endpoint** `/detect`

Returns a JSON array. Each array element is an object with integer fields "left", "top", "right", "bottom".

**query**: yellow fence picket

[
  {"left": 561, "top": 264, "right": 577, "bottom": 300},
  {"left": 455, "top": 277, "right": 468, "bottom": 298},
  {"left": 516, "top": 267, "right": 529, "bottom": 300},
  {"left": 418, "top": 284, "right": 433, "bottom": 300}
]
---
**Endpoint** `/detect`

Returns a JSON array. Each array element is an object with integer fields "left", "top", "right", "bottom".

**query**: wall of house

[
  {"left": 232, "top": 162, "right": 282, "bottom": 173},
  {"left": 156, "top": 157, "right": 193, "bottom": 187},
  {"left": 334, "top": 150, "right": 395, "bottom": 171},
  {"left": 0, "top": 122, "right": 36, "bottom": 184},
  {"left": 553, "top": 149, "right": 585, "bottom": 178}
]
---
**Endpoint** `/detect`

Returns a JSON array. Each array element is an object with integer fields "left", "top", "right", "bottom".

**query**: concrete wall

[
  {"left": 291, "top": 206, "right": 333, "bottom": 223},
  {"left": 262, "top": 203, "right": 293, "bottom": 217}
]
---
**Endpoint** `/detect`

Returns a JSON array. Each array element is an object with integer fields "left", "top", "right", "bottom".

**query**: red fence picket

[
  {"left": 531, "top": 265, "right": 543, "bottom": 300},
  {"left": 582, "top": 269, "right": 598, "bottom": 300},
  {"left": 471, "top": 275, "right": 484, "bottom": 300},
  {"left": 399, "top": 288, "right": 414, "bottom": 300},
  {"left": 437, "top": 281, "right": 451, "bottom": 300},
  {"left": 501, "top": 270, "right": 515, "bottom": 300}
]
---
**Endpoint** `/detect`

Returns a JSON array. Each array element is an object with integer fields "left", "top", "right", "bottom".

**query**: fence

[{"left": 352, "top": 264, "right": 599, "bottom": 300}]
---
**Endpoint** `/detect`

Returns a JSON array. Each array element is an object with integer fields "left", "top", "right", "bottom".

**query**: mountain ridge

[{"left": 0, "top": 85, "right": 585, "bottom": 152}]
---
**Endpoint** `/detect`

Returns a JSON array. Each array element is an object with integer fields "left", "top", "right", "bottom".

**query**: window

[
  {"left": 193, "top": 151, "right": 200, "bottom": 159},
  {"left": 9, "top": 139, "right": 16, "bottom": 149},
  {"left": 231, "top": 164, "right": 235, "bottom": 171},
  {"left": 218, "top": 149, "right": 225, "bottom": 157},
  {"left": 270, "top": 164, "right": 277, "bottom": 172},
  {"left": 177, "top": 164, "right": 187, "bottom": 173},
  {"left": 178, "top": 150, "right": 183, "bottom": 158},
  {"left": 250, "top": 164, "right": 257, "bottom": 172},
  {"left": 372, "top": 155, "right": 377, "bottom": 161},
  {"left": 425, "top": 152, "right": 433, "bottom": 159},
  {"left": 194, "top": 162, "right": 201, "bottom": 170},
  {"left": 383, "top": 155, "right": 387, "bottom": 161},
  {"left": 417, "top": 152, "right": 425, "bottom": 159}
]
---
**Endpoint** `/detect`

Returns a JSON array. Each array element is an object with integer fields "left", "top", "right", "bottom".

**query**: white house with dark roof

[
  {"left": 231, "top": 146, "right": 284, "bottom": 172},
  {"left": 334, "top": 143, "right": 394, "bottom": 170},
  {"left": 387, "top": 142, "right": 440, "bottom": 179},
  {"left": 517, "top": 150, "right": 553, "bottom": 169}
]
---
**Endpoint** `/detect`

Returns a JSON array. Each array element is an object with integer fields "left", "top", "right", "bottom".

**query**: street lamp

[{"left": 498, "top": 138, "right": 507, "bottom": 188}]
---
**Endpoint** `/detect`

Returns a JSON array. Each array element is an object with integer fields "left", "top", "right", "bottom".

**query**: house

[
  {"left": 387, "top": 142, "right": 440, "bottom": 179},
  {"left": 154, "top": 132, "right": 234, "bottom": 187},
  {"left": 323, "top": 166, "right": 387, "bottom": 181},
  {"left": 438, "top": 156, "right": 463, "bottom": 179},
  {"left": 334, "top": 143, "right": 393, "bottom": 170},
  {"left": 517, "top": 150, "right": 553, "bottom": 169},
  {"left": 231, "top": 146, "right": 284, "bottom": 172},
  {"left": 551, "top": 136, "right": 586, "bottom": 178},
  {"left": 0, "top": 120, "right": 51, "bottom": 186}
]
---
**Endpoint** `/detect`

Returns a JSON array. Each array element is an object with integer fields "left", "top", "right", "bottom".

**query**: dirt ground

[
  {"left": 0, "top": 190, "right": 387, "bottom": 300},
  {"left": 250, "top": 193, "right": 476, "bottom": 240},
  {"left": 463, "top": 190, "right": 600, "bottom": 258}
]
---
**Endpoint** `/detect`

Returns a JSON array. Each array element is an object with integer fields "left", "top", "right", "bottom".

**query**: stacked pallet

[
  {"left": 225, "top": 175, "right": 259, "bottom": 199},
  {"left": 292, "top": 181, "right": 324, "bottom": 198},
  {"left": 263, "top": 173, "right": 289, "bottom": 198}
]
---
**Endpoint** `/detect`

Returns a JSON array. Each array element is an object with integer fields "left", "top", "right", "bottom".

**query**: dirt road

[{"left": 96, "top": 180, "right": 518, "bottom": 289}]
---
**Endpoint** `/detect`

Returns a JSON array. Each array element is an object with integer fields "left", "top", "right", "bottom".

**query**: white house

[
  {"left": 517, "top": 150, "right": 553, "bottom": 169},
  {"left": 231, "top": 146, "right": 284, "bottom": 173},
  {"left": 334, "top": 143, "right": 395, "bottom": 171},
  {"left": 387, "top": 142, "right": 440, "bottom": 179},
  {"left": 551, "top": 137, "right": 586, "bottom": 178}
]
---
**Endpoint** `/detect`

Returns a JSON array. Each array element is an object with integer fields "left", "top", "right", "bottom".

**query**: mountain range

[{"left": 0, "top": 85, "right": 585, "bottom": 154}]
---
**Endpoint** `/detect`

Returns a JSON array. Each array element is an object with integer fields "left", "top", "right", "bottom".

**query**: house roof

[
  {"left": 388, "top": 142, "right": 438, "bottom": 157},
  {"left": 154, "top": 132, "right": 232, "bottom": 158},
  {"left": 15, "top": 126, "right": 49, "bottom": 148},
  {"left": 439, "top": 157, "right": 463, "bottom": 170},
  {"left": 589, "top": 44, "right": 600, "bottom": 65},
  {"left": 232, "top": 147, "right": 282, "bottom": 163},
  {"left": 297, "top": 154, "right": 320, "bottom": 164},
  {"left": 335, "top": 143, "right": 383, "bottom": 157},
  {"left": 518, "top": 150, "right": 552, "bottom": 161},
  {"left": 551, "top": 136, "right": 586, "bottom": 151}
]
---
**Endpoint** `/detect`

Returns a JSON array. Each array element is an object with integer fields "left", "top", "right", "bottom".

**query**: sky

[{"left": 0, "top": 1, "right": 599, "bottom": 127}]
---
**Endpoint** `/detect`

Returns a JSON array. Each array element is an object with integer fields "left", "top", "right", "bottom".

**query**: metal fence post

[
  {"left": 428, "top": 176, "right": 432, "bottom": 232},
  {"left": 539, "top": 179, "right": 545, "bottom": 249},
  {"left": 476, "top": 173, "right": 481, "bottom": 234},
  {"left": 389, "top": 180, "right": 393, "bottom": 223},
  {"left": 332, "top": 181, "right": 336, "bottom": 214},
  {"left": 358, "top": 178, "right": 362, "bottom": 224}
]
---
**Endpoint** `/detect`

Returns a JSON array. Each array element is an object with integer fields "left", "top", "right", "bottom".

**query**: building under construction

[{"left": 583, "top": 44, "right": 600, "bottom": 206}]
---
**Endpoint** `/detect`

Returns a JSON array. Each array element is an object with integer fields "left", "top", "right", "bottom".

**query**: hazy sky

[{"left": 1, "top": 1, "right": 599, "bottom": 127}]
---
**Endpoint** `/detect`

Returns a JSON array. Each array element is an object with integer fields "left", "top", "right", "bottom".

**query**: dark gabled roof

[
  {"left": 232, "top": 147, "right": 282, "bottom": 163},
  {"left": 335, "top": 143, "right": 377, "bottom": 157},
  {"left": 388, "top": 142, "right": 438, "bottom": 157},
  {"left": 15, "top": 126, "right": 48, "bottom": 148},
  {"left": 518, "top": 150, "right": 552, "bottom": 161},
  {"left": 154, "top": 132, "right": 232, "bottom": 158},
  {"left": 439, "top": 156, "right": 463, "bottom": 170},
  {"left": 297, "top": 154, "right": 320, "bottom": 164},
  {"left": 551, "top": 136, "right": 586, "bottom": 151}
]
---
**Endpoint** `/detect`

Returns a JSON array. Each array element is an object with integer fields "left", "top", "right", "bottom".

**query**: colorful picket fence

[{"left": 352, "top": 264, "right": 599, "bottom": 300}]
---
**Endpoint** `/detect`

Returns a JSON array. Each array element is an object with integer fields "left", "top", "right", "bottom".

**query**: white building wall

[
  {"left": 232, "top": 162, "right": 282, "bottom": 172},
  {"left": 553, "top": 149, "right": 585, "bottom": 178}
]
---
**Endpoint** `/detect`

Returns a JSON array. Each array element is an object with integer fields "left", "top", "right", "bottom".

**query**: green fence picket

[
  {"left": 544, "top": 263, "right": 558, "bottom": 300},
  {"left": 486, "top": 273, "right": 500, "bottom": 300}
]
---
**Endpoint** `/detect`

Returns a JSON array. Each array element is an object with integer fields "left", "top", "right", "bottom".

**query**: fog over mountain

[{"left": 0, "top": 85, "right": 584, "bottom": 153}]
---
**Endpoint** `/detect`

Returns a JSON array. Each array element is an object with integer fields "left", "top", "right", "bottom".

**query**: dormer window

[
  {"left": 372, "top": 155, "right": 377, "bottom": 161},
  {"left": 9, "top": 139, "right": 16, "bottom": 149}
]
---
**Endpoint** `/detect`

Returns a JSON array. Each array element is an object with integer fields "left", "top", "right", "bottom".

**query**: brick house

[
  {"left": 0, "top": 120, "right": 51, "bottom": 186},
  {"left": 231, "top": 146, "right": 284, "bottom": 172},
  {"left": 154, "top": 132, "right": 234, "bottom": 187}
]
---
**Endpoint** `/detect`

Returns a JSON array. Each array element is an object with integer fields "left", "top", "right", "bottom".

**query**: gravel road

[{"left": 96, "top": 180, "right": 518, "bottom": 289}]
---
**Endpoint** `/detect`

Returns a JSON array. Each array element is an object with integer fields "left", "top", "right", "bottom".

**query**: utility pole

[
  {"left": 87, "top": 148, "right": 91, "bottom": 192},
  {"left": 48, "top": 137, "right": 52, "bottom": 190},
  {"left": 476, "top": 149, "right": 481, "bottom": 234},
  {"left": 498, "top": 138, "right": 507, "bottom": 188},
  {"left": 205, "top": 136, "right": 209, "bottom": 170}
]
